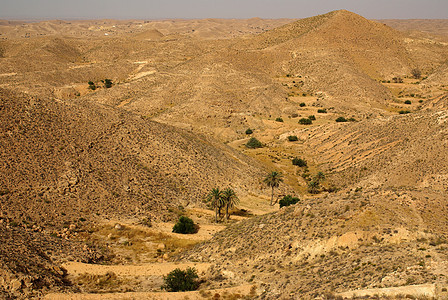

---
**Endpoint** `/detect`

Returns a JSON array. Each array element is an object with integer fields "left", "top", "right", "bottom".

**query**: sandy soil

[
  {"left": 45, "top": 284, "right": 255, "bottom": 300},
  {"left": 62, "top": 261, "right": 211, "bottom": 277},
  {"left": 337, "top": 283, "right": 435, "bottom": 298}
]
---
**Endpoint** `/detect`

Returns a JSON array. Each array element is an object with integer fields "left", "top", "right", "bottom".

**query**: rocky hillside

[
  {"left": 0, "top": 87, "right": 265, "bottom": 227},
  {"left": 299, "top": 110, "right": 448, "bottom": 192},
  {"left": 0, "top": 222, "right": 103, "bottom": 299},
  {"left": 184, "top": 187, "right": 448, "bottom": 298}
]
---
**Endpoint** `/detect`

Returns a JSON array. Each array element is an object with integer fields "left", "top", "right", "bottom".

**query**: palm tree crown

[{"left": 263, "top": 171, "right": 284, "bottom": 205}]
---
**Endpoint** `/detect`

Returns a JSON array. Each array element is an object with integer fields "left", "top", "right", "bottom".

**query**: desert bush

[
  {"left": 287, "top": 135, "right": 298, "bottom": 142},
  {"left": 292, "top": 157, "right": 307, "bottom": 167},
  {"left": 245, "top": 128, "right": 253, "bottom": 135},
  {"left": 291, "top": 113, "right": 299, "bottom": 118},
  {"left": 317, "top": 109, "right": 327, "bottom": 113},
  {"left": 103, "top": 79, "right": 113, "bottom": 88},
  {"left": 392, "top": 77, "right": 404, "bottom": 83},
  {"left": 308, "top": 115, "right": 316, "bottom": 120},
  {"left": 162, "top": 267, "right": 200, "bottom": 292},
  {"left": 348, "top": 117, "right": 357, "bottom": 122},
  {"left": 299, "top": 118, "right": 312, "bottom": 125},
  {"left": 404, "top": 100, "right": 412, "bottom": 104},
  {"left": 275, "top": 117, "right": 284, "bottom": 122},
  {"left": 299, "top": 102, "right": 306, "bottom": 107},
  {"left": 172, "top": 216, "right": 198, "bottom": 234},
  {"left": 335, "top": 117, "right": 347, "bottom": 122},
  {"left": 245, "top": 137, "right": 262, "bottom": 149},
  {"left": 399, "top": 110, "right": 411, "bottom": 115},
  {"left": 279, "top": 195, "right": 300, "bottom": 208},
  {"left": 411, "top": 68, "right": 421, "bottom": 79},
  {"left": 88, "top": 81, "right": 96, "bottom": 90}
]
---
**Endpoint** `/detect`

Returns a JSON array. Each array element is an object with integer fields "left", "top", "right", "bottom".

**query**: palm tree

[
  {"left": 315, "top": 172, "right": 325, "bottom": 183},
  {"left": 307, "top": 180, "right": 320, "bottom": 194},
  {"left": 206, "top": 188, "right": 224, "bottom": 222},
  {"left": 263, "top": 171, "right": 284, "bottom": 206},
  {"left": 222, "top": 188, "right": 239, "bottom": 220}
]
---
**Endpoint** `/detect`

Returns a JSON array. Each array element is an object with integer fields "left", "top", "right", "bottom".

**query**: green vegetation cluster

[{"left": 162, "top": 267, "right": 200, "bottom": 292}]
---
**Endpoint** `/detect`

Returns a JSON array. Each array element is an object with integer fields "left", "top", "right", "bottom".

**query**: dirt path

[
  {"left": 62, "top": 261, "right": 211, "bottom": 277},
  {"left": 337, "top": 283, "right": 435, "bottom": 298},
  {"left": 45, "top": 284, "right": 255, "bottom": 300}
]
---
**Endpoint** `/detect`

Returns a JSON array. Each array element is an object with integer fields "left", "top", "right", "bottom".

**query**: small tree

[
  {"left": 288, "top": 135, "right": 298, "bottom": 142},
  {"left": 245, "top": 128, "right": 253, "bottom": 135},
  {"left": 308, "top": 115, "right": 316, "bottom": 120},
  {"left": 317, "top": 109, "right": 327, "bottom": 113},
  {"left": 222, "top": 188, "right": 239, "bottom": 220},
  {"left": 275, "top": 117, "right": 284, "bottom": 122},
  {"left": 404, "top": 100, "right": 412, "bottom": 104},
  {"left": 264, "top": 171, "right": 284, "bottom": 206},
  {"left": 245, "top": 137, "right": 262, "bottom": 149},
  {"left": 299, "top": 102, "right": 306, "bottom": 107},
  {"left": 162, "top": 267, "right": 200, "bottom": 292},
  {"left": 172, "top": 216, "right": 198, "bottom": 234}
]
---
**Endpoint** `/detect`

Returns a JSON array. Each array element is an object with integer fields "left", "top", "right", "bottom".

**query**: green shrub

[
  {"left": 245, "top": 137, "right": 263, "bottom": 149},
  {"left": 275, "top": 117, "right": 284, "bottom": 122},
  {"left": 172, "top": 216, "right": 198, "bottom": 234},
  {"left": 299, "top": 102, "right": 306, "bottom": 107},
  {"left": 287, "top": 135, "right": 298, "bottom": 142},
  {"left": 404, "top": 100, "right": 411, "bottom": 104},
  {"left": 292, "top": 157, "right": 307, "bottom": 167},
  {"left": 279, "top": 195, "right": 300, "bottom": 208},
  {"left": 299, "top": 118, "right": 312, "bottom": 125},
  {"left": 335, "top": 117, "right": 347, "bottom": 122},
  {"left": 88, "top": 81, "right": 96, "bottom": 90},
  {"left": 308, "top": 115, "right": 316, "bottom": 121},
  {"left": 348, "top": 117, "right": 357, "bottom": 122},
  {"left": 317, "top": 109, "right": 327, "bottom": 113},
  {"left": 162, "top": 267, "right": 200, "bottom": 292},
  {"left": 103, "top": 79, "right": 113, "bottom": 88},
  {"left": 399, "top": 110, "right": 411, "bottom": 115},
  {"left": 245, "top": 128, "right": 253, "bottom": 135}
]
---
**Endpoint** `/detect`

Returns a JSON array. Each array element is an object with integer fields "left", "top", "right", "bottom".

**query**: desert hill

[
  {"left": 0, "top": 87, "right": 266, "bottom": 227},
  {"left": 299, "top": 110, "right": 448, "bottom": 192},
  {"left": 181, "top": 106, "right": 448, "bottom": 298},
  {"left": 381, "top": 19, "right": 448, "bottom": 39},
  {"left": 132, "top": 29, "right": 164, "bottom": 40},
  {"left": 1, "top": 10, "right": 447, "bottom": 139},
  {"left": 185, "top": 186, "right": 448, "bottom": 298}
]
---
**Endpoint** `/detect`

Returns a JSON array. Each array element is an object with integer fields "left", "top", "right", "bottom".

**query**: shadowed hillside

[{"left": 0, "top": 87, "right": 265, "bottom": 226}]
